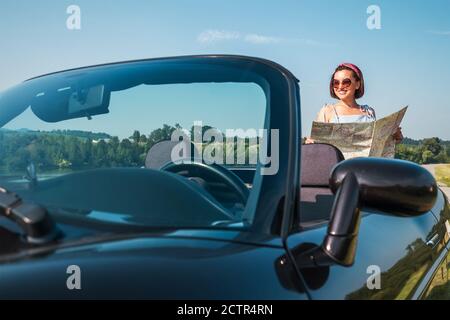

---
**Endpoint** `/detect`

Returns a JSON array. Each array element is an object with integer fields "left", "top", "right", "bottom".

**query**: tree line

[
  {"left": 395, "top": 137, "right": 450, "bottom": 164},
  {"left": 0, "top": 124, "right": 253, "bottom": 172},
  {"left": 1, "top": 126, "right": 449, "bottom": 173},
  {"left": 0, "top": 125, "right": 180, "bottom": 172}
]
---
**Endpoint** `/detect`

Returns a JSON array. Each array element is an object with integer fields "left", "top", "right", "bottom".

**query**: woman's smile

[{"left": 336, "top": 89, "right": 352, "bottom": 99}]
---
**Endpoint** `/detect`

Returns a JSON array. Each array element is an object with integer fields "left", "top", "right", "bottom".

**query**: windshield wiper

[{"left": 0, "top": 187, "right": 59, "bottom": 244}]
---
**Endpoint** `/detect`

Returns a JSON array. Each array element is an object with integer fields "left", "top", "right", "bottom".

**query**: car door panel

[
  {"left": 430, "top": 190, "right": 450, "bottom": 249},
  {"left": 287, "top": 207, "right": 447, "bottom": 299},
  {"left": 419, "top": 189, "right": 450, "bottom": 299}
]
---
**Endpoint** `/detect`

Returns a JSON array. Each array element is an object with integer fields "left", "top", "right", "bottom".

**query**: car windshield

[{"left": 0, "top": 58, "right": 271, "bottom": 230}]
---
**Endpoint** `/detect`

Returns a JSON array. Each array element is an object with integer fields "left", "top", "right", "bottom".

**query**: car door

[
  {"left": 286, "top": 189, "right": 449, "bottom": 300},
  {"left": 419, "top": 190, "right": 450, "bottom": 299}
]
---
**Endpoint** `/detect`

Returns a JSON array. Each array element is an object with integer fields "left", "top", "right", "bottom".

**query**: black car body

[{"left": 0, "top": 55, "right": 449, "bottom": 299}]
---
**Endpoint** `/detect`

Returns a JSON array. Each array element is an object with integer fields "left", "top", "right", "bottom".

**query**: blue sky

[
  {"left": 0, "top": 0, "right": 449, "bottom": 139},
  {"left": 5, "top": 82, "right": 267, "bottom": 139}
]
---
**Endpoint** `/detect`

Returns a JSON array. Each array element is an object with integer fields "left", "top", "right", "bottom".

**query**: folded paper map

[{"left": 310, "top": 106, "right": 408, "bottom": 159}]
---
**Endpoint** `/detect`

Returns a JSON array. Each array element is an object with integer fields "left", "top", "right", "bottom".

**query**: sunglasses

[{"left": 332, "top": 78, "right": 353, "bottom": 89}]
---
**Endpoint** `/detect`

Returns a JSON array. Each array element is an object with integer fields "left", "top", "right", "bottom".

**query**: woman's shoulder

[
  {"left": 361, "top": 104, "right": 376, "bottom": 118},
  {"left": 320, "top": 103, "right": 336, "bottom": 112},
  {"left": 360, "top": 104, "right": 374, "bottom": 110},
  {"left": 316, "top": 103, "right": 336, "bottom": 122}
]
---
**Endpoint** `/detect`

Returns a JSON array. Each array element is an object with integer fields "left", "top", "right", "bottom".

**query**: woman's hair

[{"left": 329, "top": 63, "right": 365, "bottom": 99}]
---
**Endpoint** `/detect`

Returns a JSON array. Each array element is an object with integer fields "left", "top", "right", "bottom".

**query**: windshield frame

[{"left": 0, "top": 55, "right": 301, "bottom": 238}]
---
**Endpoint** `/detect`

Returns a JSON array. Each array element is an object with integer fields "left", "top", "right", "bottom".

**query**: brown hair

[{"left": 329, "top": 63, "right": 365, "bottom": 99}]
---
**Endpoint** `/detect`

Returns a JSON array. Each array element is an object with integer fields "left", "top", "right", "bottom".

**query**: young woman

[{"left": 305, "top": 63, "right": 403, "bottom": 144}]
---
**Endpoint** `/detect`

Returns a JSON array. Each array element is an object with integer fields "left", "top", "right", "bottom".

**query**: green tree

[
  {"left": 423, "top": 137, "right": 442, "bottom": 156},
  {"left": 93, "top": 140, "right": 108, "bottom": 167},
  {"left": 422, "top": 150, "right": 434, "bottom": 164},
  {"left": 84, "top": 139, "right": 93, "bottom": 166},
  {"left": 147, "top": 124, "right": 180, "bottom": 149},
  {"left": 140, "top": 134, "right": 148, "bottom": 144},
  {"left": 131, "top": 130, "right": 141, "bottom": 144}
]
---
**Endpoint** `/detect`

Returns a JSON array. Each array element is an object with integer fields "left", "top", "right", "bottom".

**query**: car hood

[{"left": 0, "top": 231, "right": 308, "bottom": 299}]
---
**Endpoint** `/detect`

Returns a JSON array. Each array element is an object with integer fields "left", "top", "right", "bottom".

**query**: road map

[{"left": 310, "top": 106, "right": 408, "bottom": 159}]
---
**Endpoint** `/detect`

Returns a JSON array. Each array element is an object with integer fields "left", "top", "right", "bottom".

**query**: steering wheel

[{"left": 161, "top": 161, "right": 249, "bottom": 206}]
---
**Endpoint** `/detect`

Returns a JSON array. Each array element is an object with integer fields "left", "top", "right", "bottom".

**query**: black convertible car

[{"left": 0, "top": 55, "right": 449, "bottom": 299}]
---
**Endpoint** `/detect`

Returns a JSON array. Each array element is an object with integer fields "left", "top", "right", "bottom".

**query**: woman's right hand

[
  {"left": 305, "top": 138, "right": 315, "bottom": 144},
  {"left": 393, "top": 127, "right": 403, "bottom": 144}
]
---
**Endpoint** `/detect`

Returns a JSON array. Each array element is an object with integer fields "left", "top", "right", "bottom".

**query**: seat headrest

[
  {"left": 301, "top": 143, "right": 344, "bottom": 187},
  {"left": 145, "top": 140, "right": 200, "bottom": 169}
]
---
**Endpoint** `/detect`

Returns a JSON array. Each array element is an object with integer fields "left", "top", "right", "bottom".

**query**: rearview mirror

[
  {"left": 31, "top": 84, "right": 111, "bottom": 122},
  {"left": 296, "top": 158, "right": 438, "bottom": 268}
]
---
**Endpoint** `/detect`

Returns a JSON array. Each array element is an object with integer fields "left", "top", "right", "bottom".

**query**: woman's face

[{"left": 333, "top": 69, "right": 360, "bottom": 101}]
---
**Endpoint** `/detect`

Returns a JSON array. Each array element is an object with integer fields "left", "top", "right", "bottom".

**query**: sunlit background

[{"left": 0, "top": 0, "right": 449, "bottom": 139}]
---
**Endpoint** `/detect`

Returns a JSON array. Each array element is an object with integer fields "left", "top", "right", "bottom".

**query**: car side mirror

[
  {"left": 296, "top": 158, "right": 438, "bottom": 268},
  {"left": 330, "top": 157, "right": 438, "bottom": 216}
]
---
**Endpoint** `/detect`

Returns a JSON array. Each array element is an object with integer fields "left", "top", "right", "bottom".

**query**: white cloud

[
  {"left": 197, "top": 30, "right": 241, "bottom": 43},
  {"left": 197, "top": 29, "right": 327, "bottom": 47},
  {"left": 244, "top": 34, "right": 281, "bottom": 44}
]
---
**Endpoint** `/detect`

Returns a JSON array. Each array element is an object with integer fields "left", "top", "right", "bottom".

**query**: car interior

[
  {"left": 145, "top": 140, "right": 344, "bottom": 226},
  {"left": 145, "top": 139, "right": 249, "bottom": 214}
]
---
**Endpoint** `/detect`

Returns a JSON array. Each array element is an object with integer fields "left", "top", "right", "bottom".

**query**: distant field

[{"left": 435, "top": 164, "right": 450, "bottom": 187}]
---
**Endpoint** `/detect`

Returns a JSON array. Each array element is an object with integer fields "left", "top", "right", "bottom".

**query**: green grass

[
  {"left": 435, "top": 164, "right": 450, "bottom": 187},
  {"left": 425, "top": 282, "right": 450, "bottom": 300},
  {"left": 395, "top": 264, "right": 429, "bottom": 300}
]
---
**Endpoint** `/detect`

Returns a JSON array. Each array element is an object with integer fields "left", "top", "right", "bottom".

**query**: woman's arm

[
  {"left": 305, "top": 105, "right": 331, "bottom": 144},
  {"left": 315, "top": 105, "right": 331, "bottom": 122}
]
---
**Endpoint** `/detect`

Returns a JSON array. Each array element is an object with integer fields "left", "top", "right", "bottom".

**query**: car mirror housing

[{"left": 330, "top": 157, "right": 438, "bottom": 216}]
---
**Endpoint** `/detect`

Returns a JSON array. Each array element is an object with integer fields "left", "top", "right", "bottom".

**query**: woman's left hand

[{"left": 393, "top": 127, "right": 403, "bottom": 144}]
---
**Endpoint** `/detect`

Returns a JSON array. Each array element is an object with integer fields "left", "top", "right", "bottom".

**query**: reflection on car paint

[
  {"left": 422, "top": 249, "right": 450, "bottom": 299},
  {"left": 289, "top": 210, "right": 445, "bottom": 299},
  {"left": 346, "top": 237, "right": 438, "bottom": 299}
]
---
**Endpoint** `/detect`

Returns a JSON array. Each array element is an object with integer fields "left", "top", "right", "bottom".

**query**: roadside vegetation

[
  {"left": 435, "top": 164, "right": 450, "bottom": 187},
  {"left": 395, "top": 137, "right": 450, "bottom": 164}
]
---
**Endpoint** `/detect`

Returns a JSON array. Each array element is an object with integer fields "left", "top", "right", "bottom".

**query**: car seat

[{"left": 300, "top": 143, "right": 345, "bottom": 224}]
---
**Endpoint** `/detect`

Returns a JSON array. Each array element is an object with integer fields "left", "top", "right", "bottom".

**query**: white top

[{"left": 328, "top": 104, "right": 376, "bottom": 123}]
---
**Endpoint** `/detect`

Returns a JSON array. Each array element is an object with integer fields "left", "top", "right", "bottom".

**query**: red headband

[{"left": 339, "top": 63, "right": 362, "bottom": 80}]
